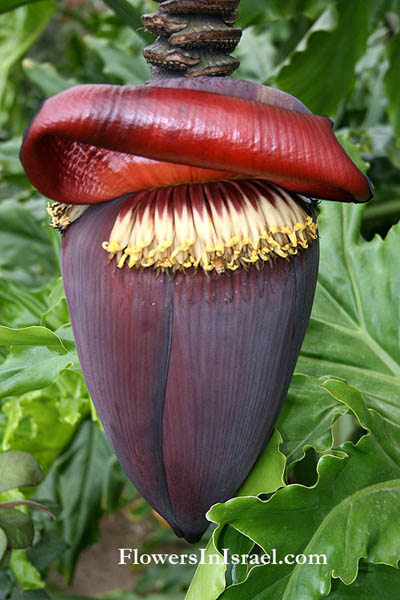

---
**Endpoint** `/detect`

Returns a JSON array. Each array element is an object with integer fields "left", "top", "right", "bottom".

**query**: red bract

[
  {"left": 21, "top": 81, "right": 372, "bottom": 205},
  {"left": 20, "top": 76, "right": 372, "bottom": 542}
]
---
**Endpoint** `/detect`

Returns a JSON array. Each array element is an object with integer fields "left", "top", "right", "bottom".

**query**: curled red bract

[{"left": 20, "top": 82, "right": 372, "bottom": 205}]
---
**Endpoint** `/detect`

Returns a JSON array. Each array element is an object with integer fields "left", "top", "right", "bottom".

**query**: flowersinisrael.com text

[{"left": 118, "top": 548, "right": 327, "bottom": 567}]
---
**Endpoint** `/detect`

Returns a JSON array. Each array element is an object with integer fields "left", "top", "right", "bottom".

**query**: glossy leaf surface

[
  {"left": 384, "top": 32, "right": 400, "bottom": 140},
  {"left": 0, "top": 451, "right": 43, "bottom": 493},
  {"left": 275, "top": 0, "right": 373, "bottom": 115},
  {"left": 0, "top": 1, "right": 54, "bottom": 129},
  {"left": 298, "top": 202, "right": 400, "bottom": 423},
  {"left": 209, "top": 382, "right": 400, "bottom": 599}
]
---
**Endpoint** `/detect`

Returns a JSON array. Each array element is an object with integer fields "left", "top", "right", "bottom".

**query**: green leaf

[
  {"left": 336, "top": 133, "right": 370, "bottom": 173},
  {"left": 0, "top": 508, "right": 34, "bottom": 549},
  {"left": 275, "top": 0, "right": 373, "bottom": 115},
  {"left": 187, "top": 431, "right": 285, "bottom": 599},
  {"left": 384, "top": 32, "right": 400, "bottom": 140},
  {"left": 0, "top": 280, "right": 48, "bottom": 331},
  {"left": 297, "top": 202, "right": 400, "bottom": 425},
  {"left": 39, "top": 277, "right": 68, "bottom": 328},
  {"left": 101, "top": 0, "right": 150, "bottom": 39},
  {"left": 0, "top": 346, "right": 75, "bottom": 400},
  {"left": 237, "top": 0, "right": 330, "bottom": 26},
  {"left": 27, "top": 531, "right": 68, "bottom": 573},
  {"left": 0, "top": 451, "right": 43, "bottom": 493},
  {"left": 186, "top": 528, "right": 253, "bottom": 600},
  {"left": 233, "top": 26, "right": 277, "bottom": 84},
  {"left": 276, "top": 374, "right": 349, "bottom": 468},
  {"left": 0, "top": 276, "right": 68, "bottom": 337},
  {"left": 208, "top": 384, "right": 400, "bottom": 599},
  {"left": 0, "top": 138, "right": 25, "bottom": 176},
  {"left": 0, "top": 1, "right": 54, "bottom": 128},
  {"left": 0, "top": 570, "right": 12, "bottom": 599},
  {"left": 9, "top": 549, "right": 44, "bottom": 590},
  {"left": 0, "top": 0, "right": 44, "bottom": 14},
  {"left": 185, "top": 534, "right": 227, "bottom": 600},
  {"left": 0, "top": 527, "right": 7, "bottom": 559},
  {"left": 9, "top": 590, "right": 50, "bottom": 600},
  {"left": 34, "top": 420, "right": 125, "bottom": 581},
  {"left": 0, "top": 326, "right": 68, "bottom": 354},
  {"left": 0, "top": 275, "right": 70, "bottom": 336},
  {"left": 0, "top": 500, "right": 55, "bottom": 520},
  {"left": 1, "top": 380, "right": 88, "bottom": 471},
  {"left": 218, "top": 526, "right": 256, "bottom": 588},
  {"left": 237, "top": 430, "right": 285, "bottom": 497},
  {"left": 22, "top": 59, "right": 78, "bottom": 97},
  {"left": 0, "top": 200, "right": 58, "bottom": 289},
  {"left": 0, "top": 548, "right": 11, "bottom": 569},
  {"left": 327, "top": 562, "right": 400, "bottom": 598},
  {"left": 84, "top": 31, "right": 150, "bottom": 85},
  {"left": 236, "top": 0, "right": 269, "bottom": 27}
]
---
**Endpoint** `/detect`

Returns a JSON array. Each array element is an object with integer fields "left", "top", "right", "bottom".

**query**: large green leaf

[
  {"left": 0, "top": 571, "right": 11, "bottom": 599},
  {"left": 233, "top": 26, "right": 276, "bottom": 84},
  {"left": 237, "top": 430, "right": 285, "bottom": 497},
  {"left": 101, "top": 0, "right": 151, "bottom": 41},
  {"left": 0, "top": 346, "right": 76, "bottom": 400},
  {"left": 0, "top": 451, "right": 43, "bottom": 493},
  {"left": 0, "top": 326, "right": 69, "bottom": 354},
  {"left": 0, "top": 0, "right": 44, "bottom": 14},
  {"left": 9, "top": 590, "right": 50, "bottom": 600},
  {"left": 0, "top": 281, "right": 45, "bottom": 332},
  {"left": 34, "top": 420, "right": 126, "bottom": 581},
  {"left": 39, "top": 277, "right": 68, "bottom": 329},
  {"left": 275, "top": 0, "right": 372, "bottom": 115},
  {"left": 237, "top": 0, "right": 330, "bottom": 26},
  {"left": 187, "top": 431, "right": 285, "bottom": 600},
  {"left": 27, "top": 531, "right": 68, "bottom": 573},
  {"left": 384, "top": 32, "right": 400, "bottom": 141},
  {"left": 0, "top": 138, "right": 25, "bottom": 177},
  {"left": 84, "top": 30, "right": 150, "bottom": 85},
  {"left": 0, "top": 527, "right": 7, "bottom": 559},
  {"left": 1, "top": 374, "right": 89, "bottom": 471},
  {"left": 9, "top": 549, "right": 44, "bottom": 590},
  {"left": 0, "top": 501, "right": 54, "bottom": 524},
  {"left": 0, "top": 200, "right": 58, "bottom": 289},
  {"left": 209, "top": 382, "right": 400, "bottom": 599},
  {"left": 49, "top": 594, "right": 177, "bottom": 600},
  {"left": 326, "top": 562, "right": 400, "bottom": 598},
  {"left": 22, "top": 59, "right": 78, "bottom": 97},
  {"left": 0, "top": 1, "right": 54, "bottom": 128},
  {"left": 267, "top": 0, "right": 331, "bottom": 20},
  {"left": 0, "top": 508, "right": 34, "bottom": 549},
  {"left": 0, "top": 274, "right": 67, "bottom": 329},
  {"left": 297, "top": 202, "right": 400, "bottom": 425},
  {"left": 276, "top": 374, "right": 350, "bottom": 468},
  {"left": 0, "top": 278, "right": 71, "bottom": 367}
]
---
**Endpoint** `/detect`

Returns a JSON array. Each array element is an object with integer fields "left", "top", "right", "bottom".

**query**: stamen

[
  {"left": 102, "top": 180, "right": 317, "bottom": 273},
  {"left": 47, "top": 202, "right": 89, "bottom": 232}
]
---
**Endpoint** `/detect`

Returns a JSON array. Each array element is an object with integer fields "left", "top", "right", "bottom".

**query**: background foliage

[{"left": 0, "top": 0, "right": 399, "bottom": 598}]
